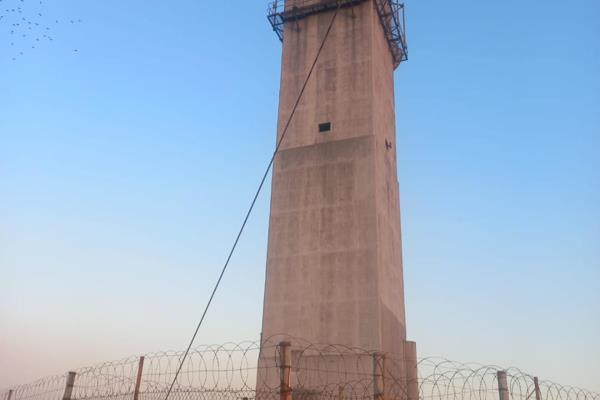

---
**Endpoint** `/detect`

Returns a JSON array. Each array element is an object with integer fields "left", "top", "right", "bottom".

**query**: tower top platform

[{"left": 267, "top": 0, "right": 408, "bottom": 68}]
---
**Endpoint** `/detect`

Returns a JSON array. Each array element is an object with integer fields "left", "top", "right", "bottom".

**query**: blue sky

[{"left": 1, "top": 0, "right": 599, "bottom": 391}]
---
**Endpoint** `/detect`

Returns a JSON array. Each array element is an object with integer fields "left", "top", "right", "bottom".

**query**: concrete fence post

[
  {"left": 497, "top": 371, "right": 509, "bottom": 400},
  {"left": 278, "top": 341, "right": 292, "bottom": 400},
  {"left": 373, "top": 352, "right": 385, "bottom": 400},
  {"left": 404, "top": 341, "right": 418, "bottom": 400},
  {"left": 133, "top": 356, "right": 145, "bottom": 400},
  {"left": 62, "top": 372, "right": 76, "bottom": 400},
  {"left": 534, "top": 377, "right": 542, "bottom": 400}
]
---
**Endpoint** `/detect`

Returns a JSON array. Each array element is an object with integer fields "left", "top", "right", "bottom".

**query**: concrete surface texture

[{"left": 260, "top": 1, "right": 416, "bottom": 394}]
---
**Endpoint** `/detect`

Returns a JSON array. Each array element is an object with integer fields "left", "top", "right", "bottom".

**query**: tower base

[{"left": 256, "top": 337, "right": 418, "bottom": 400}]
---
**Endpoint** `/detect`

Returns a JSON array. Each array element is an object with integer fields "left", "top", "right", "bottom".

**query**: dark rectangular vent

[{"left": 319, "top": 122, "right": 332, "bottom": 133}]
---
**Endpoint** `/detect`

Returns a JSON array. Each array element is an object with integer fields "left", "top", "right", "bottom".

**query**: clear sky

[{"left": 1, "top": 0, "right": 599, "bottom": 392}]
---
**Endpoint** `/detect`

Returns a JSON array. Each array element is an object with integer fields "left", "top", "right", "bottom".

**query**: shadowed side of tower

[{"left": 259, "top": 1, "right": 416, "bottom": 398}]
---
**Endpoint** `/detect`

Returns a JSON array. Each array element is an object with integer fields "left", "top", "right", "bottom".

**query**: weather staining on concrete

[{"left": 259, "top": 1, "right": 416, "bottom": 399}]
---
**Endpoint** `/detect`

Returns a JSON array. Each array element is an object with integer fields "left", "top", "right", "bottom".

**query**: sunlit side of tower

[{"left": 260, "top": 0, "right": 416, "bottom": 398}]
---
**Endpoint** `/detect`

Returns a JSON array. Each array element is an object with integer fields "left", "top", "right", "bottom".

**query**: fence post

[
  {"left": 7, "top": 390, "right": 13, "bottom": 400},
  {"left": 373, "top": 352, "right": 385, "bottom": 400},
  {"left": 404, "top": 341, "right": 418, "bottom": 400},
  {"left": 278, "top": 341, "right": 292, "bottom": 400},
  {"left": 133, "top": 356, "right": 145, "bottom": 400},
  {"left": 534, "top": 377, "right": 541, "bottom": 400},
  {"left": 497, "top": 371, "right": 509, "bottom": 400},
  {"left": 62, "top": 372, "right": 76, "bottom": 400}
]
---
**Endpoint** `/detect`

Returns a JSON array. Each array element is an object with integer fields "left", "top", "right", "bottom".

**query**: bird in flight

[{"left": 1, "top": 0, "right": 83, "bottom": 62}]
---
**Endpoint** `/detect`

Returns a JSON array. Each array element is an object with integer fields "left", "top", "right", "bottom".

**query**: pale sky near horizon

[{"left": 1, "top": 0, "right": 599, "bottom": 392}]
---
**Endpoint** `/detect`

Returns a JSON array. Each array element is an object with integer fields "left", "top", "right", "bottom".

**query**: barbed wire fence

[{"left": 2, "top": 339, "right": 598, "bottom": 400}]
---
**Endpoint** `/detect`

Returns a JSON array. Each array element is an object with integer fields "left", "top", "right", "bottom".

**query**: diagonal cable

[{"left": 163, "top": 4, "right": 342, "bottom": 400}]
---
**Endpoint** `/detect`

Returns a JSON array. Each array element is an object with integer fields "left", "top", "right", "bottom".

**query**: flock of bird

[{"left": 1, "top": 0, "right": 82, "bottom": 62}]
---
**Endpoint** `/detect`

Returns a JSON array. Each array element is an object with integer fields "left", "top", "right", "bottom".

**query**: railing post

[
  {"left": 534, "top": 377, "right": 541, "bottom": 400},
  {"left": 133, "top": 356, "right": 145, "bottom": 400},
  {"left": 373, "top": 352, "right": 385, "bottom": 400},
  {"left": 497, "top": 371, "right": 509, "bottom": 400},
  {"left": 62, "top": 372, "right": 76, "bottom": 400},
  {"left": 278, "top": 341, "right": 292, "bottom": 400}
]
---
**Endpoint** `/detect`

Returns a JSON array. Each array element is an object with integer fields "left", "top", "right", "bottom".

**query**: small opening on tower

[{"left": 319, "top": 122, "right": 331, "bottom": 133}]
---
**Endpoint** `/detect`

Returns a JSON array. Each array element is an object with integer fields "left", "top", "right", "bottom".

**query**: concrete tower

[{"left": 261, "top": 0, "right": 416, "bottom": 396}]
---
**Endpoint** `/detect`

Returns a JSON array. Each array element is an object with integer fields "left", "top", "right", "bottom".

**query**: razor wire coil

[{"left": 2, "top": 339, "right": 597, "bottom": 400}]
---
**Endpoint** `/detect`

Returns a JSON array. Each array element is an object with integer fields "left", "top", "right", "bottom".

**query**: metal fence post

[
  {"left": 534, "top": 377, "right": 542, "bottom": 400},
  {"left": 497, "top": 371, "right": 509, "bottom": 400},
  {"left": 62, "top": 372, "right": 76, "bottom": 400},
  {"left": 279, "top": 341, "right": 292, "bottom": 400},
  {"left": 133, "top": 356, "right": 145, "bottom": 400},
  {"left": 373, "top": 352, "right": 385, "bottom": 400}
]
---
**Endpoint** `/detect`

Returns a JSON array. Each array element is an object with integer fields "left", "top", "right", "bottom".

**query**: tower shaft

[{"left": 262, "top": 0, "right": 409, "bottom": 355}]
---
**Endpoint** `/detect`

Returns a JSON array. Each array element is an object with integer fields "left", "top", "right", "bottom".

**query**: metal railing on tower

[{"left": 266, "top": 0, "right": 408, "bottom": 67}]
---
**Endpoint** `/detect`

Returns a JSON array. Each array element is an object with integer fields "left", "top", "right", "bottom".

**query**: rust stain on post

[{"left": 279, "top": 341, "right": 292, "bottom": 400}]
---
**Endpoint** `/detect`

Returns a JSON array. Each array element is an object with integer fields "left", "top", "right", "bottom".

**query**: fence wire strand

[{"left": 2, "top": 339, "right": 598, "bottom": 400}]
